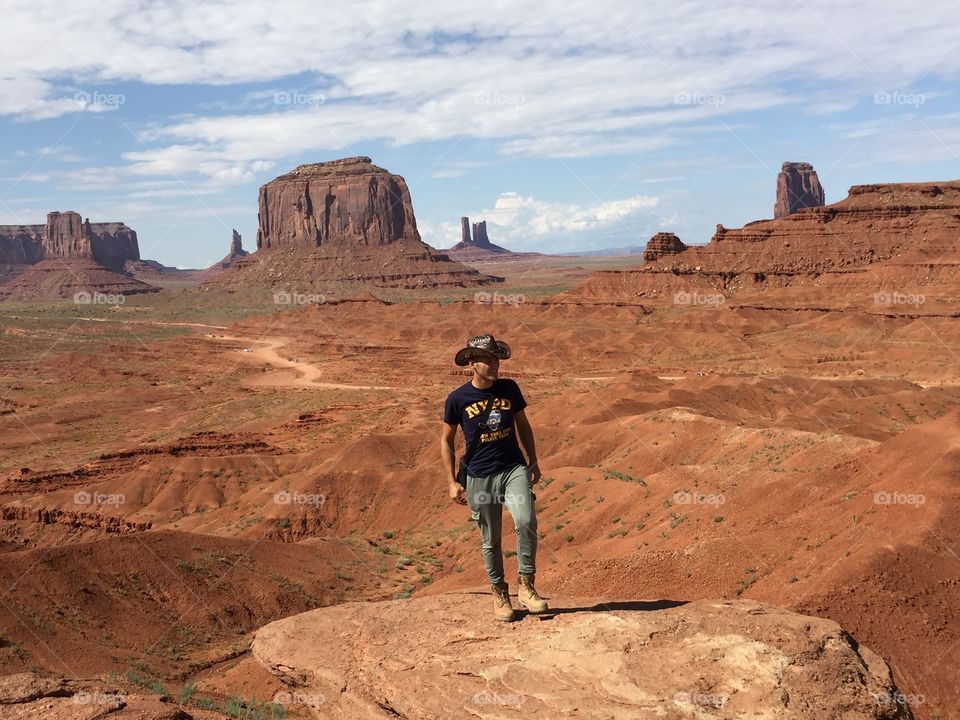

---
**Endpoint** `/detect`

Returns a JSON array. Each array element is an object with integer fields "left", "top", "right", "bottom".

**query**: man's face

[{"left": 471, "top": 354, "right": 499, "bottom": 380}]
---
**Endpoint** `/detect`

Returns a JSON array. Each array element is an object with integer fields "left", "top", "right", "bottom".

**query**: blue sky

[{"left": 1, "top": 0, "right": 958, "bottom": 268}]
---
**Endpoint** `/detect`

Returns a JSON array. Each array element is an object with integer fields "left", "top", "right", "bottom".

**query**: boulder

[{"left": 252, "top": 592, "right": 912, "bottom": 719}]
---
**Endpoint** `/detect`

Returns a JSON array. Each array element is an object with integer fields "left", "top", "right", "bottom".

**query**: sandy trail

[{"left": 209, "top": 334, "right": 392, "bottom": 390}]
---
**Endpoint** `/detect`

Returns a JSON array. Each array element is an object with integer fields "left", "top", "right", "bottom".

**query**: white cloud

[
  {"left": 829, "top": 113, "right": 960, "bottom": 167},
  {"left": 1, "top": 0, "right": 959, "bottom": 173},
  {"left": 423, "top": 190, "right": 663, "bottom": 253}
]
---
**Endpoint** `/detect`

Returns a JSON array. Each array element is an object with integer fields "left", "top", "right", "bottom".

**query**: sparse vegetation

[{"left": 179, "top": 683, "right": 197, "bottom": 704}]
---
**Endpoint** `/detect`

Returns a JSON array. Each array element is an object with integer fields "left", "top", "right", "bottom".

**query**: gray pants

[{"left": 465, "top": 463, "right": 537, "bottom": 585}]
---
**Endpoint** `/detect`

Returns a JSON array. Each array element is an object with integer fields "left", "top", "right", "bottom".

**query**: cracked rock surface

[{"left": 252, "top": 592, "right": 912, "bottom": 719}]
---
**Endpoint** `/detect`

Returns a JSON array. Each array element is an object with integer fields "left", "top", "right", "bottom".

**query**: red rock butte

[
  {"left": 447, "top": 215, "right": 521, "bottom": 264},
  {"left": 642, "top": 231, "right": 688, "bottom": 262},
  {"left": 256, "top": 156, "right": 422, "bottom": 249},
  {"left": 0, "top": 210, "right": 158, "bottom": 298},
  {"left": 775, "top": 161, "right": 825, "bottom": 218},
  {"left": 209, "top": 156, "right": 501, "bottom": 290}
]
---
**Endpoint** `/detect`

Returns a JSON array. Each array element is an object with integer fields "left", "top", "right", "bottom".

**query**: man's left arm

[{"left": 514, "top": 409, "right": 541, "bottom": 483}]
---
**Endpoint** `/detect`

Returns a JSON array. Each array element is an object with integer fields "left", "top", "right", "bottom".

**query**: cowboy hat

[{"left": 454, "top": 333, "right": 511, "bottom": 366}]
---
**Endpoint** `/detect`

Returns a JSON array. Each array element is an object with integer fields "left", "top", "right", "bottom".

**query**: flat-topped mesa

[
  {"left": 774, "top": 161, "right": 825, "bottom": 218},
  {"left": 0, "top": 210, "right": 151, "bottom": 297},
  {"left": 0, "top": 211, "right": 140, "bottom": 271},
  {"left": 726, "top": 180, "right": 960, "bottom": 262},
  {"left": 256, "top": 156, "right": 421, "bottom": 249},
  {"left": 563, "top": 179, "right": 960, "bottom": 301},
  {"left": 643, "top": 232, "right": 687, "bottom": 263}
]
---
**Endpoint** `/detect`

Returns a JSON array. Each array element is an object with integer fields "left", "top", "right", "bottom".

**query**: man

[{"left": 441, "top": 333, "right": 548, "bottom": 621}]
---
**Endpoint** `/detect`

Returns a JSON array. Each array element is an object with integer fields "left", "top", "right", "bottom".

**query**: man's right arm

[{"left": 440, "top": 422, "right": 466, "bottom": 504}]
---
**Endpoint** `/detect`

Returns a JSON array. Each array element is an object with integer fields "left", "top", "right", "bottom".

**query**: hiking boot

[
  {"left": 518, "top": 574, "right": 549, "bottom": 613},
  {"left": 492, "top": 581, "right": 516, "bottom": 622}
]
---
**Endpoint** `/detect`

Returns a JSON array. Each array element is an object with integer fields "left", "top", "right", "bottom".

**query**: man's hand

[
  {"left": 449, "top": 481, "right": 467, "bottom": 505},
  {"left": 528, "top": 461, "right": 542, "bottom": 484}
]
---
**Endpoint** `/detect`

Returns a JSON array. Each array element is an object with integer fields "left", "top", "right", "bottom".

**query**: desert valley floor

[{"left": 1, "top": 250, "right": 958, "bottom": 718}]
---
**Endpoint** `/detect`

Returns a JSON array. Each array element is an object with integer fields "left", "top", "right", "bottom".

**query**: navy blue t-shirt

[{"left": 443, "top": 378, "right": 528, "bottom": 477}]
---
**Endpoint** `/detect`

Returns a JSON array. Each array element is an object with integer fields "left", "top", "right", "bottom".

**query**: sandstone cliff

[
  {"left": 567, "top": 180, "right": 960, "bottom": 302},
  {"left": 87, "top": 220, "right": 141, "bottom": 270},
  {"left": 0, "top": 225, "right": 44, "bottom": 266}
]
